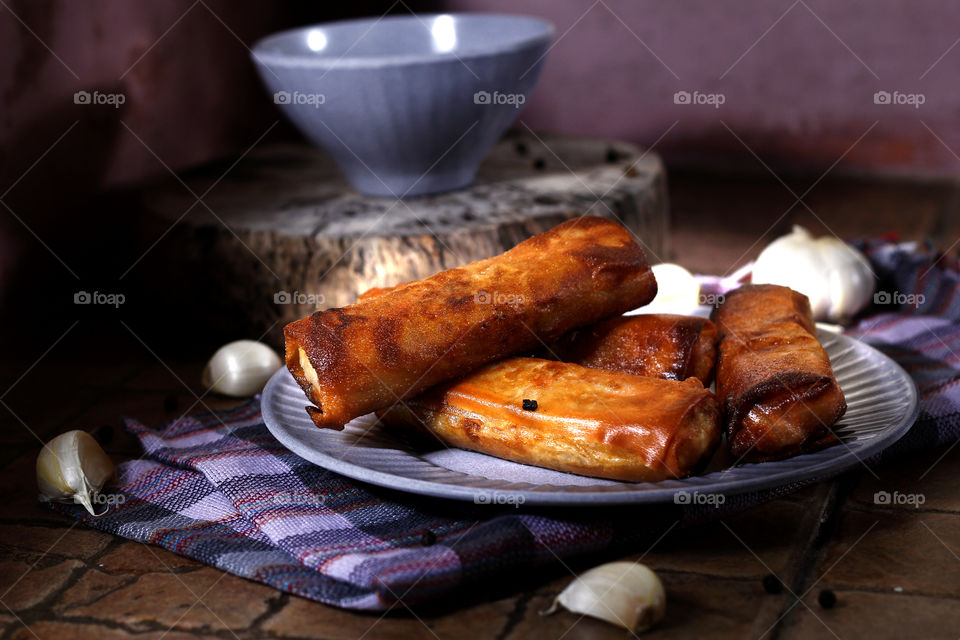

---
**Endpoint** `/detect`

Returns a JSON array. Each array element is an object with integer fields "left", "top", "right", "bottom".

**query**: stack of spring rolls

[{"left": 285, "top": 217, "right": 846, "bottom": 482}]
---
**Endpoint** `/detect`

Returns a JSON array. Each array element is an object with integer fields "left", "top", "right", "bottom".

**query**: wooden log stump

[{"left": 138, "top": 133, "right": 669, "bottom": 347}]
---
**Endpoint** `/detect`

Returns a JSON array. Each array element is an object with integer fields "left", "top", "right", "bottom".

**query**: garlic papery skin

[
  {"left": 37, "top": 430, "right": 115, "bottom": 516},
  {"left": 542, "top": 562, "right": 666, "bottom": 632},
  {"left": 752, "top": 226, "right": 874, "bottom": 322},
  {"left": 202, "top": 340, "right": 283, "bottom": 397}
]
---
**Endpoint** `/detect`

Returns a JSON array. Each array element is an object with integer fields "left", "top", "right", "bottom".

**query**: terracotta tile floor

[{"left": 2, "top": 170, "right": 959, "bottom": 639}]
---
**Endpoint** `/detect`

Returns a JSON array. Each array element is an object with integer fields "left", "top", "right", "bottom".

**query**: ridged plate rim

[{"left": 262, "top": 330, "right": 919, "bottom": 505}]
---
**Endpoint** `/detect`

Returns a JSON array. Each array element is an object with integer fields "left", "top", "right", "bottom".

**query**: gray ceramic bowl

[{"left": 251, "top": 14, "right": 554, "bottom": 197}]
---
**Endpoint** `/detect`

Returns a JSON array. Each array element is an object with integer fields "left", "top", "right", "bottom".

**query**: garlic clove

[
  {"left": 752, "top": 225, "right": 875, "bottom": 322},
  {"left": 542, "top": 561, "right": 666, "bottom": 632},
  {"left": 37, "top": 430, "right": 115, "bottom": 516},
  {"left": 647, "top": 263, "right": 701, "bottom": 313},
  {"left": 202, "top": 340, "right": 283, "bottom": 397}
]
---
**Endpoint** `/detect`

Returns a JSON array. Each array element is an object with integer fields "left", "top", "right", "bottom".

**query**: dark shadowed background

[{"left": 2, "top": 0, "right": 959, "bottom": 352}]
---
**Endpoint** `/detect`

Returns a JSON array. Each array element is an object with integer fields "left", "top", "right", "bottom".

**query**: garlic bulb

[
  {"left": 37, "top": 430, "right": 115, "bottom": 516},
  {"left": 202, "top": 340, "right": 283, "bottom": 397},
  {"left": 752, "top": 226, "right": 874, "bottom": 322},
  {"left": 542, "top": 562, "right": 666, "bottom": 632},
  {"left": 643, "top": 263, "right": 701, "bottom": 313}
]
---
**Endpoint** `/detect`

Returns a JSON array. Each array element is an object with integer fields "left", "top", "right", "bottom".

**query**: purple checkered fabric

[{"left": 54, "top": 238, "right": 959, "bottom": 610}]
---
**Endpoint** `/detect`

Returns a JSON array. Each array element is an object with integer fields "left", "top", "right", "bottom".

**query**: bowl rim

[{"left": 251, "top": 12, "right": 555, "bottom": 69}]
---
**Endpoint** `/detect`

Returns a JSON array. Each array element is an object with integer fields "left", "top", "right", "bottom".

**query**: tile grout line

[
  {"left": 495, "top": 589, "right": 536, "bottom": 640},
  {"left": 248, "top": 590, "right": 289, "bottom": 635},
  {"left": 32, "top": 537, "right": 134, "bottom": 619},
  {"left": 767, "top": 476, "right": 850, "bottom": 640},
  {"left": 0, "top": 361, "right": 150, "bottom": 471}
]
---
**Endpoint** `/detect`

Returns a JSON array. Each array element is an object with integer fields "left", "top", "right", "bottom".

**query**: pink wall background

[
  {"left": 3, "top": 0, "right": 960, "bottom": 324},
  {"left": 0, "top": 0, "right": 380, "bottom": 317},
  {"left": 0, "top": 1, "right": 289, "bottom": 192},
  {"left": 446, "top": 0, "right": 960, "bottom": 177},
  {"left": 0, "top": 1, "right": 292, "bottom": 308}
]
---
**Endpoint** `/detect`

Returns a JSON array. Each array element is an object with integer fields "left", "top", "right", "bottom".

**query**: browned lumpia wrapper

[
  {"left": 711, "top": 284, "right": 846, "bottom": 461},
  {"left": 547, "top": 314, "right": 718, "bottom": 384},
  {"left": 377, "top": 357, "right": 721, "bottom": 482},
  {"left": 285, "top": 217, "right": 658, "bottom": 428}
]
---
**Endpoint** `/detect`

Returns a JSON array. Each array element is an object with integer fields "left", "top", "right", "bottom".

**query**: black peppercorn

[
  {"left": 420, "top": 530, "right": 436, "bottom": 546},
  {"left": 515, "top": 141, "right": 528, "bottom": 155},
  {"left": 762, "top": 573, "right": 783, "bottom": 594},
  {"left": 818, "top": 589, "right": 836, "bottom": 609},
  {"left": 533, "top": 158, "right": 546, "bottom": 170},
  {"left": 522, "top": 399, "right": 538, "bottom": 411},
  {"left": 605, "top": 148, "right": 619, "bottom": 163}
]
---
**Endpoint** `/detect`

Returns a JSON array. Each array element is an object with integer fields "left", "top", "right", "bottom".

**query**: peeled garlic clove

[
  {"left": 647, "top": 263, "right": 700, "bottom": 313},
  {"left": 543, "top": 561, "right": 666, "bottom": 632},
  {"left": 37, "top": 430, "right": 115, "bottom": 516},
  {"left": 202, "top": 339, "right": 282, "bottom": 397}
]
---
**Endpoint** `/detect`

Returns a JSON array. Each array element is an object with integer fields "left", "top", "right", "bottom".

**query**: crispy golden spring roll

[
  {"left": 361, "top": 291, "right": 718, "bottom": 384},
  {"left": 285, "top": 217, "right": 658, "bottom": 428},
  {"left": 711, "top": 284, "right": 846, "bottom": 462},
  {"left": 377, "top": 358, "right": 721, "bottom": 482},
  {"left": 547, "top": 314, "right": 718, "bottom": 384},
  {"left": 355, "top": 285, "right": 398, "bottom": 302}
]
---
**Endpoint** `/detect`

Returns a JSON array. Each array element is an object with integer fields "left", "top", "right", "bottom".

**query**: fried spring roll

[
  {"left": 285, "top": 217, "right": 658, "bottom": 428},
  {"left": 355, "top": 286, "right": 396, "bottom": 302},
  {"left": 378, "top": 358, "right": 721, "bottom": 482},
  {"left": 711, "top": 284, "right": 846, "bottom": 462},
  {"left": 547, "top": 314, "right": 718, "bottom": 384},
  {"left": 362, "top": 288, "right": 718, "bottom": 384}
]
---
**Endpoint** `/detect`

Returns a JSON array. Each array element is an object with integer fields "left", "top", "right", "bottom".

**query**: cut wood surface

[{"left": 139, "top": 134, "right": 669, "bottom": 346}]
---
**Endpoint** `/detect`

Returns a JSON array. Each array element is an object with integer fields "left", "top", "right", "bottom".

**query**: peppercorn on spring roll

[
  {"left": 285, "top": 216, "right": 658, "bottom": 428},
  {"left": 377, "top": 357, "right": 721, "bottom": 482}
]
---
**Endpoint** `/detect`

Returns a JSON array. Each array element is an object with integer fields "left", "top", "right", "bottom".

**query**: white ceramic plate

[{"left": 262, "top": 329, "right": 918, "bottom": 505}]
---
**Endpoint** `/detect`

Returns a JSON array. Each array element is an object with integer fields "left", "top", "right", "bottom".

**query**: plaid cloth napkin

[{"left": 55, "top": 238, "right": 960, "bottom": 611}]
